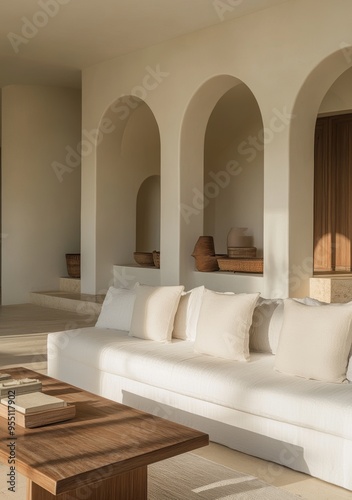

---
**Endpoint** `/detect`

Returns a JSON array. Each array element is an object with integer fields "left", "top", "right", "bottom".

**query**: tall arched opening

[
  {"left": 314, "top": 67, "right": 352, "bottom": 273},
  {"left": 289, "top": 48, "right": 352, "bottom": 296},
  {"left": 180, "top": 75, "right": 264, "bottom": 291},
  {"left": 95, "top": 96, "right": 160, "bottom": 291}
]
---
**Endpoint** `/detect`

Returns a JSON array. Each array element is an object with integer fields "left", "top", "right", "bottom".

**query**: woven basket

[
  {"left": 217, "top": 257, "right": 263, "bottom": 273},
  {"left": 193, "top": 254, "right": 219, "bottom": 272},
  {"left": 192, "top": 236, "right": 215, "bottom": 256},
  {"left": 133, "top": 252, "right": 154, "bottom": 266},
  {"left": 152, "top": 251, "right": 160, "bottom": 269},
  {"left": 228, "top": 247, "right": 257, "bottom": 258},
  {"left": 65, "top": 254, "right": 80, "bottom": 278}
]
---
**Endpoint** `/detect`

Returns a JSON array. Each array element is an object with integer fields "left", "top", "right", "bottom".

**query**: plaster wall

[
  {"left": 2, "top": 85, "right": 81, "bottom": 304},
  {"left": 81, "top": 0, "right": 352, "bottom": 297}
]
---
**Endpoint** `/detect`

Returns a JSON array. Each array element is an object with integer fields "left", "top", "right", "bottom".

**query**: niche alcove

[
  {"left": 136, "top": 174, "right": 161, "bottom": 253},
  {"left": 314, "top": 66, "right": 352, "bottom": 273},
  {"left": 289, "top": 48, "right": 352, "bottom": 298},
  {"left": 96, "top": 96, "right": 160, "bottom": 290},
  {"left": 180, "top": 75, "right": 264, "bottom": 293},
  {"left": 204, "top": 84, "right": 264, "bottom": 256}
]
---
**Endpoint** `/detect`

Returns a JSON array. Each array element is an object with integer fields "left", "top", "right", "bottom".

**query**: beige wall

[
  {"left": 81, "top": 0, "right": 352, "bottom": 297},
  {"left": 2, "top": 85, "right": 81, "bottom": 304}
]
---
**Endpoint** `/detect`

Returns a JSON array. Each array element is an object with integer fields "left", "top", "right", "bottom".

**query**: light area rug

[
  {"left": 0, "top": 453, "right": 302, "bottom": 499},
  {"left": 148, "top": 453, "right": 303, "bottom": 499}
]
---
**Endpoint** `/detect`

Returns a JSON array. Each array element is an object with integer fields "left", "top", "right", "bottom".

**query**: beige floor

[{"left": 0, "top": 304, "right": 350, "bottom": 500}]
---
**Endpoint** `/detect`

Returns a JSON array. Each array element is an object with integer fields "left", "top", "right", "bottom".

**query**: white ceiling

[{"left": 0, "top": 0, "right": 289, "bottom": 89}]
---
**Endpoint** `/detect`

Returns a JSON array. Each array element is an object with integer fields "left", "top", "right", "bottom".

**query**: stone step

[
  {"left": 60, "top": 278, "right": 81, "bottom": 293},
  {"left": 310, "top": 276, "right": 352, "bottom": 303},
  {"left": 29, "top": 291, "right": 104, "bottom": 316}
]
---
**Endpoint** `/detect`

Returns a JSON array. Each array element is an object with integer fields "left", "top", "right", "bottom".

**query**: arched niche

[
  {"left": 314, "top": 67, "right": 352, "bottom": 273},
  {"left": 288, "top": 49, "right": 352, "bottom": 295},
  {"left": 96, "top": 96, "right": 160, "bottom": 289},
  {"left": 136, "top": 175, "right": 161, "bottom": 252},
  {"left": 204, "top": 84, "right": 264, "bottom": 255},
  {"left": 180, "top": 75, "right": 263, "bottom": 285}
]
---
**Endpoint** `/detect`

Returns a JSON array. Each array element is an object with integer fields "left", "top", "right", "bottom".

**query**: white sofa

[{"left": 47, "top": 285, "right": 352, "bottom": 491}]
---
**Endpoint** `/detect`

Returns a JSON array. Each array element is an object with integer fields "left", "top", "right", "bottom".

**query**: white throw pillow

[
  {"left": 250, "top": 296, "right": 327, "bottom": 355},
  {"left": 129, "top": 284, "right": 184, "bottom": 342},
  {"left": 275, "top": 299, "right": 352, "bottom": 383},
  {"left": 249, "top": 297, "right": 283, "bottom": 354},
  {"left": 173, "top": 286, "right": 205, "bottom": 341},
  {"left": 194, "top": 290, "right": 260, "bottom": 361},
  {"left": 95, "top": 286, "right": 136, "bottom": 331}
]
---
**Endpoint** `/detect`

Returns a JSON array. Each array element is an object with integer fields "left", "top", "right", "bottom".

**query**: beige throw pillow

[
  {"left": 129, "top": 284, "right": 184, "bottom": 342},
  {"left": 95, "top": 286, "right": 136, "bottom": 331},
  {"left": 173, "top": 286, "right": 205, "bottom": 341},
  {"left": 274, "top": 299, "right": 352, "bottom": 383},
  {"left": 194, "top": 290, "right": 260, "bottom": 361},
  {"left": 250, "top": 296, "right": 328, "bottom": 355}
]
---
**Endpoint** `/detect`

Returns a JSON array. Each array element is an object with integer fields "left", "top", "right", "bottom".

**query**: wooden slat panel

[
  {"left": 331, "top": 115, "right": 352, "bottom": 271},
  {"left": 314, "top": 113, "right": 352, "bottom": 273},
  {"left": 314, "top": 117, "right": 332, "bottom": 271}
]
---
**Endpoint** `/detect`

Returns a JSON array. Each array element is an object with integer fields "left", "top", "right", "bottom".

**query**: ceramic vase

[{"left": 227, "top": 227, "right": 252, "bottom": 248}]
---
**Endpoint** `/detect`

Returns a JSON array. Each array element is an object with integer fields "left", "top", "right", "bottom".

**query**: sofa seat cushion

[{"left": 49, "top": 328, "right": 352, "bottom": 440}]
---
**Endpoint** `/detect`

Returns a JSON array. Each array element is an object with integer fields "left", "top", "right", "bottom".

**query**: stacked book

[
  {"left": 0, "top": 376, "right": 42, "bottom": 397},
  {"left": 0, "top": 373, "right": 75, "bottom": 428}
]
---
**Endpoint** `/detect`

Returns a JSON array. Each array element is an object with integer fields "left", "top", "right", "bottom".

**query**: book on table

[
  {"left": 1, "top": 391, "right": 67, "bottom": 414},
  {"left": 0, "top": 378, "right": 42, "bottom": 397}
]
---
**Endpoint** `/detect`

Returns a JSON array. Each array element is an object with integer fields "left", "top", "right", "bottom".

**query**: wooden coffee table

[{"left": 0, "top": 367, "right": 209, "bottom": 499}]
